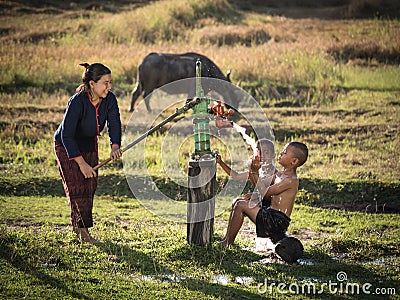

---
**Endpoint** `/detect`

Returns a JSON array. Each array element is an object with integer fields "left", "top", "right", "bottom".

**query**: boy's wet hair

[{"left": 288, "top": 142, "right": 308, "bottom": 166}]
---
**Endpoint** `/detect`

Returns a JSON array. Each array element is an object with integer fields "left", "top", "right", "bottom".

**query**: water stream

[{"left": 232, "top": 122, "right": 258, "bottom": 155}]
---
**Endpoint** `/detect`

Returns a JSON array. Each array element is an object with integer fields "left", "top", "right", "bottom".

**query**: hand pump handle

[{"left": 93, "top": 97, "right": 201, "bottom": 171}]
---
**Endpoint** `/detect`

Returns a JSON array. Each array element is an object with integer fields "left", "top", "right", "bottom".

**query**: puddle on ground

[
  {"left": 297, "top": 276, "right": 325, "bottom": 283},
  {"left": 241, "top": 246, "right": 275, "bottom": 256},
  {"left": 137, "top": 254, "right": 372, "bottom": 287},
  {"left": 252, "top": 257, "right": 317, "bottom": 266},
  {"left": 138, "top": 273, "right": 255, "bottom": 286},
  {"left": 140, "top": 274, "right": 186, "bottom": 283},
  {"left": 212, "top": 275, "right": 255, "bottom": 286},
  {"left": 252, "top": 256, "right": 285, "bottom": 265},
  {"left": 327, "top": 254, "right": 398, "bottom": 267},
  {"left": 361, "top": 256, "right": 398, "bottom": 266},
  {"left": 297, "top": 258, "right": 315, "bottom": 266}
]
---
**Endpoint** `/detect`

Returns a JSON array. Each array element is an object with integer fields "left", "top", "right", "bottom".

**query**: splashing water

[{"left": 232, "top": 122, "right": 257, "bottom": 155}]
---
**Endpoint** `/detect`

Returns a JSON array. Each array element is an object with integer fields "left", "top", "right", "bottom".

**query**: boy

[{"left": 216, "top": 141, "right": 308, "bottom": 246}]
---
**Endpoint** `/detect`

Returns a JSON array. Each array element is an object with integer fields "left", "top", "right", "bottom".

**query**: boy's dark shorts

[{"left": 256, "top": 207, "right": 291, "bottom": 244}]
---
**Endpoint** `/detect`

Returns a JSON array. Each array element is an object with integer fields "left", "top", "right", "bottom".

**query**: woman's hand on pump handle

[{"left": 110, "top": 145, "right": 122, "bottom": 161}]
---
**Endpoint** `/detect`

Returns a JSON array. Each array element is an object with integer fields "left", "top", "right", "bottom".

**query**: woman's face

[{"left": 91, "top": 74, "right": 112, "bottom": 99}]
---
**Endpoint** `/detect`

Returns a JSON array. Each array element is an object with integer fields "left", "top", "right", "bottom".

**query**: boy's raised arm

[{"left": 216, "top": 153, "right": 249, "bottom": 181}]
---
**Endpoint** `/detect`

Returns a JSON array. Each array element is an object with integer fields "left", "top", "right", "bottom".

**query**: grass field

[{"left": 1, "top": 0, "right": 399, "bottom": 299}]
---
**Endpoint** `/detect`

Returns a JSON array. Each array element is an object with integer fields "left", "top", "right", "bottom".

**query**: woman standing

[{"left": 54, "top": 62, "right": 122, "bottom": 243}]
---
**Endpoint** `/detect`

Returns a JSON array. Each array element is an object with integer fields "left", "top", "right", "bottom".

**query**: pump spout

[{"left": 211, "top": 100, "right": 234, "bottom": 129}]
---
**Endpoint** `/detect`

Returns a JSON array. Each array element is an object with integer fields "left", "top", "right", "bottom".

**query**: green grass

[
  {"left": 342, "top": 66, "right": 400, "bottom": 90},
  {"left": 1, "top": 197, "right": 399, "bottom": 299},
  {"left": 1, "top": 0, "right": 400, "bottom": 299}
]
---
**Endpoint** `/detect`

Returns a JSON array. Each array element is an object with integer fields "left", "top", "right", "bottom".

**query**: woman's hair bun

[{"left": 79, "top": 62, "right": 90, "bottom": 69}]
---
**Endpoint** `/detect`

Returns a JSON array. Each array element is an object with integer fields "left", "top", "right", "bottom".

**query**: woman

[{"left": 54, "top": 62, "right": 122, "bottom": 243}]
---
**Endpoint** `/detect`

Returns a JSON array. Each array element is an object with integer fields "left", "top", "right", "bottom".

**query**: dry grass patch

[
  {"left": 193, "top": 25, "right": 271, "bottom": 46},
  {"left": 328, "top": 42, "right": 400, "bottom": 65}
]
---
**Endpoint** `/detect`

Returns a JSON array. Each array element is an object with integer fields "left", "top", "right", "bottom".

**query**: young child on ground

[{"left": 216, "top": 141, "right": 308, "bottom": 246}]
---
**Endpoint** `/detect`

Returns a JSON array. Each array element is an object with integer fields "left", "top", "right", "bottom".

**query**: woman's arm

[
  {"left": 106, "top": 93, "right": 122, "bottom": 161},
  {"left": 60, "top": 96, "right": 83, "bottom": 159},
  {"left": 106, "top": 92, "right": 122, "bottom": 148},
  {"left": 74, "top": 156, "right": 97, "bottom": 178}
]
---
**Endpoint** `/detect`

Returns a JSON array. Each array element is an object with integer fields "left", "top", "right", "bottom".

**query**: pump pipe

[
  {"left": 93, "top": 97, "right": 202, "bottom": 171},
  {"left": 210, "top": 100, "right": 234, "bottom": 129}
]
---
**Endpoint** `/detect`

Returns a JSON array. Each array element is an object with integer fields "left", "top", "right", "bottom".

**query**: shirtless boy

[{"left": 216, "top": 141, "right": 308, "bottom": 246}]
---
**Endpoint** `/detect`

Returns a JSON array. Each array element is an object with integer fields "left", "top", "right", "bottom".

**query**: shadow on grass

[
  {"left": 1, "top": 174, "right": 399, "bottom": 213},
  {"left": 0, "top": 237, "right": 90, "bottom": 299},
  {"left": 95, "top": 239, "right": 262, "bottom": 299},
  {"left": 299, "top": 177, "right": 400, "bottom": 213}
]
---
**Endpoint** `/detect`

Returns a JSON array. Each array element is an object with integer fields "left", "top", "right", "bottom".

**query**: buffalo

[{"left": 128, "top": 52, "right": 239, "bottom": 112}]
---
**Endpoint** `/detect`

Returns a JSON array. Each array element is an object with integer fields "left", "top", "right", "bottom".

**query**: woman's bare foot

[{"left": 73, "top": 227, "right": 100, "bottom": 244}]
